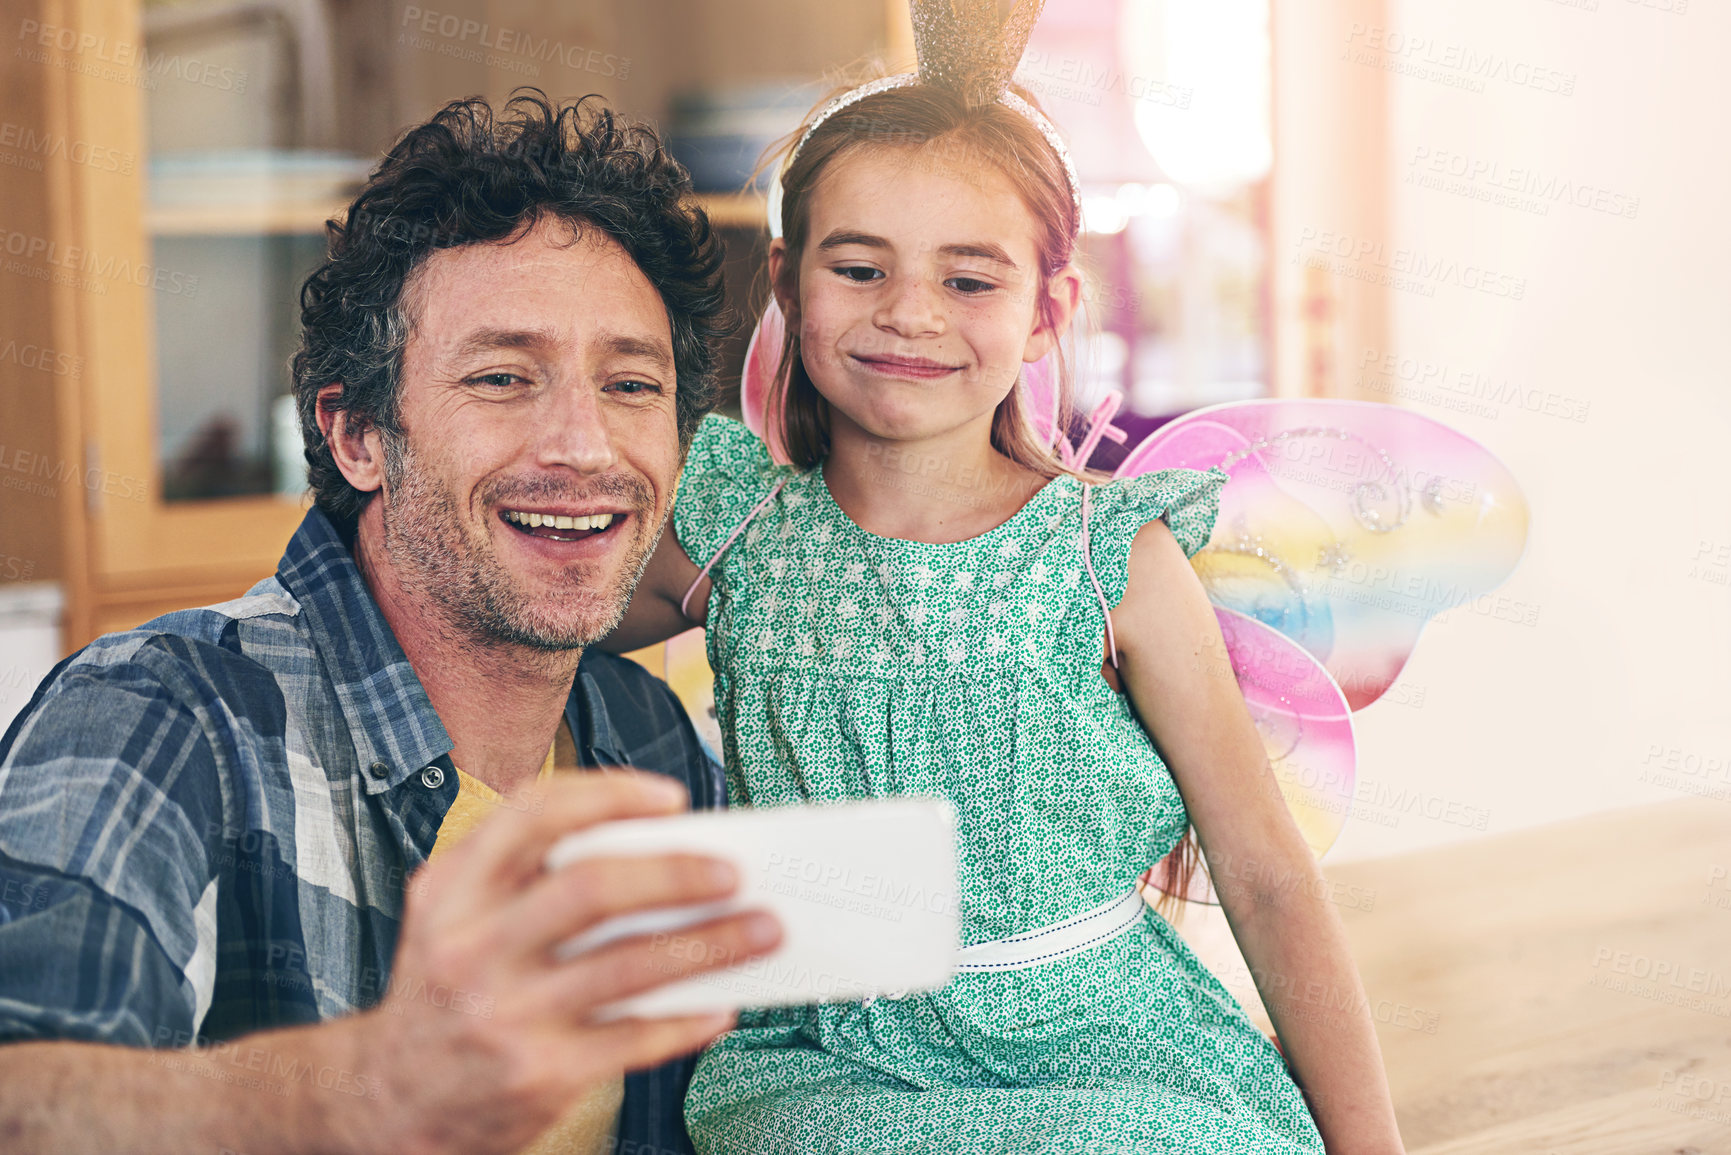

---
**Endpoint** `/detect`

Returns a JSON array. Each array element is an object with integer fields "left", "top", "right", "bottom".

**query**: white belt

[{"left": 953, "top": 885, "right": 1148, "bottom": 973}]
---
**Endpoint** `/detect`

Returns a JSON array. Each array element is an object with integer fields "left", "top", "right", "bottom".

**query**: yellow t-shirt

[{"left": 427, "top": 719, "right": 624, "bottom": 1155}]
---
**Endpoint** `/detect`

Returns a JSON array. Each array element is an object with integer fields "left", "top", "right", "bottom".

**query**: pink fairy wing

[
  {"left": 1114, "top": 415, "right": 1246, "bottom": 477},
  {"left": 1121, "top": 415, "right": 1342, "bottom": 689},
  {"left": 1148, "top": 606, "right": 1357, "bottom": 905},
  {"left": 739, "top": 298, "right": 792, "bottom": 465},
  {"left": 1020, "top": 352, "right": 1065, "bottom": 452},
  {"left": 1116, "top": 398, "right": 1530, "bottom": 710}
]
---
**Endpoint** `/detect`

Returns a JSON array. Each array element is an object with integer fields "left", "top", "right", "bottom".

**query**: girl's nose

[{"left": 873, "top": 276, "right": 945, "bottom": 339}]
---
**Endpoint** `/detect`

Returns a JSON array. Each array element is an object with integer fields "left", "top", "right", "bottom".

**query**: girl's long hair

[{"left": 763, "top": 71, "right": 1200, "bottom": 918}]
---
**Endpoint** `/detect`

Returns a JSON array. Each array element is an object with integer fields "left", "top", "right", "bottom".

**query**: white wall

[{"left": 1316, "top": 0, "right": 1731, "bottom": 862}]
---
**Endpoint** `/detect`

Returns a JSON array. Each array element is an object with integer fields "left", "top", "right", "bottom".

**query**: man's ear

[
  {"left": 315, "top": 383, "right": 386, "bottom": 496},
  {"left": 767, "top": 238, "right": 799, "bottom": 327},
  {"left": 1024, "top": 265, "right": 1084, "bottom": 364}
]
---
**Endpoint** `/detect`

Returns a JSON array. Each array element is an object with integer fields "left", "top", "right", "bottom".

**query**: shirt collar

[
  {"left": 572, "top": 655, "right": 629, "bottom": 767},
  {"left": 275, "top": 507, "right": 453, "bottom": 795}
]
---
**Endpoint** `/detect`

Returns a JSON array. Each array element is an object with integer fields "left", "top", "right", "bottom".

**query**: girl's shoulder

[
  {"left": 1074, "top": 466, "right": 1230, "bottom": 602},
  {"left": 674, "top": 414, "right": 801, "bottom": 568}
]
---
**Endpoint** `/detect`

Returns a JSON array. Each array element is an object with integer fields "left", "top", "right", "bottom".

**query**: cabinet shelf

[
  {"left": 146, "top": 199, "right": 349, "bottom": 236},
  {"left": 146, "top": 192, "right": 767, "bottom": 236},
  {"left": 697, "top": 191, "right": 769, "bottom": 230}
]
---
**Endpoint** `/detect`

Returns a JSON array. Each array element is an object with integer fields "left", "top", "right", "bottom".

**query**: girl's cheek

[
  {"left": 799, "top": 313, "right": 829, "bottom": 356},
  {"left": 798, "top": 322, "right": 843, "bottom": 383},
  {"left": 793, "top": 286, "right": 825, "bottom": 336}
]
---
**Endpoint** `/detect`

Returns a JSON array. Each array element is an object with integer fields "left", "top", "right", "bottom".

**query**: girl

[{"left": 610, "top": 20, "right": 1405, "bottom": 1154}]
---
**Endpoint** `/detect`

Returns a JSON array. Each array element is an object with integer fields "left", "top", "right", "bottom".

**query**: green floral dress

[{"left": 674, "top": 415, "right": 1324, "bottom": 1155}]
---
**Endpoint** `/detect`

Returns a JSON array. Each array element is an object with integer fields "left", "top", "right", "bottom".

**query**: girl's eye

[
  {"left": 835, "top": 265, "right": 883, "bottom": 283},
  {"left": 947, "top": 277, "right": 995, "bottom": 295}
]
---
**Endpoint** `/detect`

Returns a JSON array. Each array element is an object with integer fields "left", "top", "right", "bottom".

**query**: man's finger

[
  {"left": 526, "top": 910, "right": 782, "bottom": 1021},
  {"left": 498, "top": 852, "right": 742, "bottom": 956}
]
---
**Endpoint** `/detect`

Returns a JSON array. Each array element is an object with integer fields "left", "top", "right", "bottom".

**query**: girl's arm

[
  {"left": 1113, "top": 518, "right": 1406, "bottom": 1155},
  {"left": 596, "top": 529, "right": 712, "bottom": 653}
]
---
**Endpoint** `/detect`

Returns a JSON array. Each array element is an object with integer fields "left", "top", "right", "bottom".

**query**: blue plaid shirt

[{"left": 0, "top": 506, "right": 722, "bottom": 1155}]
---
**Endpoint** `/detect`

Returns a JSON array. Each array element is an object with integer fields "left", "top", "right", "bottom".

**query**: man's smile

[{"left": 499, "top": 506, "right": 629, "bottom": 544}]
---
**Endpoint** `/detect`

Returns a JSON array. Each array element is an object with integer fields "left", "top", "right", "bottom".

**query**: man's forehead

[
  {"left": 401, "top": 219, "right": 672, "bottom": 358},
  {"left": 450, "top": 325, "right": 674, "bottom": 371}
]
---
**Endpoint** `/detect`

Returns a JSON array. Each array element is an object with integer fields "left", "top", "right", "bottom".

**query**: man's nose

[
  {"left": 873, "top": 275, "right": 945, "bottom": 339},
  {"left": 537, "top": 383, "right": 618, "bottom": 474}
]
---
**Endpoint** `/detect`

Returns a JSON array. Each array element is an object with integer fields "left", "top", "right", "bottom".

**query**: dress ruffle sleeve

[
  {"left": 672, "top": 413, "right": 791, "bottom": 572},
  {"left": 1085, "top": 466, "right": 1229, "bottom": 605}
]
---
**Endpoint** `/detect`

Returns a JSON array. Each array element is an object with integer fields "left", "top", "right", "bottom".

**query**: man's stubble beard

[{"left": 377, "top": 434, "right": 664, "bottom": 653}]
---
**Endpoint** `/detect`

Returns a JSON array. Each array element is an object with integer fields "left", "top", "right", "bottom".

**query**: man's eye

[
  {"left": 607, "top": 379, "right": 663, "bottom": 395},
  {"left": 947, "top": 277, "right": 995, "bottom": 295},
  {"left": 469, "top": 373, "right": 524, "bottom": 389},
  {"left": 835, "top": 266, "right": 883, "bottom": 283}
]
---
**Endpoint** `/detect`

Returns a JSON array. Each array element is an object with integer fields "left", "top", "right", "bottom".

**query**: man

[{"left": 0, "top": 92, "right": 778, "bottom": 1154}]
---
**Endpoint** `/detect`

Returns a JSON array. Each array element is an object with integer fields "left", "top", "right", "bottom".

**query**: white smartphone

[{"left": 544, "top": 796, "right": 958, "bottom": 1020}]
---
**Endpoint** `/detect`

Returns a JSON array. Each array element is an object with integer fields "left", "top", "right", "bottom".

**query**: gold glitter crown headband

[{"left": 769, "top": 0, "right": 1082, "bottom": 241}]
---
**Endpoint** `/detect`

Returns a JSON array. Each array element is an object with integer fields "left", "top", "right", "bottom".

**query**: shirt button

[
  {"left": 420, "top": 765, "right": 446, "bottom": 790},
  {"left": 367, "top": 761, "right": 390, "bottom": 781}
]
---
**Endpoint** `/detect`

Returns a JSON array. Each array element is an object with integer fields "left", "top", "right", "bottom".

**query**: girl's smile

[{"left": 848, "top": 351, "right": 964, "bottom": 380}]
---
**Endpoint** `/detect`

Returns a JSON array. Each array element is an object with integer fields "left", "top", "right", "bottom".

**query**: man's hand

[
  {"left": 0, "top": 770, "right": 780, "bottom": 1155},
  {"left": 349, "top": 770, "right": 781, "bottom": 1155}
]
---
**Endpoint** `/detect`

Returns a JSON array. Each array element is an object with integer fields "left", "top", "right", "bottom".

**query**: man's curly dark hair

[{"left": 292, "top": 89, "right": 729, "bottom": 521}]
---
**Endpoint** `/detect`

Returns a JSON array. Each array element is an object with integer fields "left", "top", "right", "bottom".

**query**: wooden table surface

[{"left": 1179, "top": 798, "right": 1731, "bottom": 1154}]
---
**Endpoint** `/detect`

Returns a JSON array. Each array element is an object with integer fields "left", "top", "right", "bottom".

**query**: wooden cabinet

[{"left": 0, "top": 0, "right": 910, "bottom": 652}]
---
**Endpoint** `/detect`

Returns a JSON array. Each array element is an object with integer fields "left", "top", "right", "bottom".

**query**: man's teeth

[{"left": 503, "top": 511, "right": 615, "bottom": 531}]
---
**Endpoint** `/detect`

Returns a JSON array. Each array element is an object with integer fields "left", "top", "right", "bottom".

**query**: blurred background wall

[
  {"left": 0, "top": 0, "right": 1724, "bottom": 870},
  {"left": 1334, "top": 0, "right": 1727, "bottom": 860}
]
